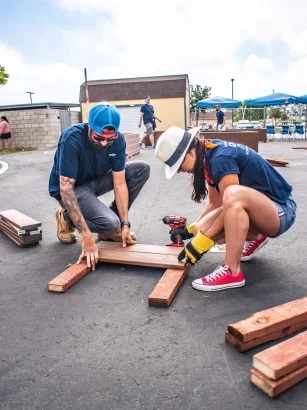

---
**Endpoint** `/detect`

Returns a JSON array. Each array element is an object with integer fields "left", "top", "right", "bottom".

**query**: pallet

[
  {"left": 263, "top": 156, "right": 289, "bottom": 167},
  {"left": 0, "top": 209, "right": 42, "bottom": 247},
  {"left": 253, "top": 331, "right": 307, "bottom": 380},
  {"left": 225, "top": 297, "right": 307, "bottom": 352},
  {"left": 48, "top": 242, "right": 189, "bottom": 307}
]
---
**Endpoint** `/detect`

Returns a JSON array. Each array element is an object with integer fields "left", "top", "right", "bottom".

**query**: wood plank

[
  {"left": 0, "top": 227, "right": 39, "bottom": 248},
  {"left": 228, "top": 297, "right": 307, "bottom": 344},
  {"left": 97, "top": 241, "right": 181, "bottom": 256},
  {"left": 148, "top": 264, "right": 191, "bottom": 307},
  {"left": 253, "top": 331, "right": 307, "bottom": 380},
  {"left": 0, "top": 209, "right": 41, "bottom": 230},
  {"left": 292, "top": 147, "right": 307, "bottom": 150},
  {"left": 263, "top": 156, "right": 289, "bottom": 166},
  {"left": 0, "top": 217, "right": 41, "bottom": 236},
  {"left": 225, "top": 318, "right": 307, "bottom": 352},
  {"left": 250, "top": 366, "right": 307, "bottom": 398},
  {"left": 48, "top": 262, "right": 91, "bottom": 292},
  {"left": 0, "top": 221, "right": 42, "bottom": 243},
  {"left": 98, "top": 248, "right": 185, "bottom": 269}
]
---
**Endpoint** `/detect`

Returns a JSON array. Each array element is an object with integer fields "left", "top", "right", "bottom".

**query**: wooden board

[
  {"left": 292, "top": 147, "right": 307, "bottom": 150},
  {"left": 250, "top": 366, "right": 307, "bottom": 398},
  {"left": 263, "top": 156, "right": 289, "bottom": 167},
  {"left": 225, "top": 318, "right": 307, "bottom": 352},
  {"left": 0, "top": 209, "right": 41, "bottom": 230},
  {"left": 0, "top": 221, "right": 42, "bottom": 243},
  {"left": 148, "top": 264, "right": 191, "bottom": 307},
  {"left": 227, "top": 297, "right": 307, "bottom": 344},
  {"left": 0, "top": 227, "right": 39, "bottom": 248},
  {"left": 0, "top": 217, "right": 42, "bottom": 236},
  {"left": 253, "top": 331, "right": 307, "bottom": 380},
  {"left": 97, "top": 241, "right": 185, "bottom": 269},
  {"left": 48, "top": 262, "right": 91, "bottom": 292}
]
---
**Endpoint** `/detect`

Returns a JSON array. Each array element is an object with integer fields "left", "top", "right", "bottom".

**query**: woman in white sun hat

[{"left": 155, "top": 126, "right": 297, "bottom": 292}]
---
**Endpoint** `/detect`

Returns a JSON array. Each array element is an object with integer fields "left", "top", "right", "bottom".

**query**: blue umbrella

[
  {"left": 196, "top": 96, "right": 242, "bottom": 109},
  {"left": 296, "top": 94, "right": 307, "bottom": 104},
  {"left": 246, "top": 92, "right": 296, "bottom": 107}
]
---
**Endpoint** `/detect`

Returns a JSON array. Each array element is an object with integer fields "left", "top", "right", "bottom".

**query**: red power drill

[{"left": 162, "top": 215, "right": 187, "bottom": 247}]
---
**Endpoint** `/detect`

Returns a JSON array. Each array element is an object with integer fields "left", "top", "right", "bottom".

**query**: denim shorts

[
  {"left": 270, "top": 196, "right": 297, "bottom": 238},
  {"left": 145, "top": 123, "right": 154, "bottom": 135}
]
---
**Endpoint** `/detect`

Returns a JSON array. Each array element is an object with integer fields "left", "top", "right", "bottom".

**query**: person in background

[
  {"left": 0, "top": 116, "right": 11, "bottom": 150},
  {"left": 215, "top": 105, "right": 225, "bottom": 130},
  {"left": 138, "top": 95, "right": 161, "bottom": 149}
]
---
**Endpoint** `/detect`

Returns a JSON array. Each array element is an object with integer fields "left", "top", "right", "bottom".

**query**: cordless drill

[{"left": 162, "top": 215, "right": 187, "bottom": 247}]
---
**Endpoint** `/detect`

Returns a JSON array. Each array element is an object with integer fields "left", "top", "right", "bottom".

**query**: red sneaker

[
  {"left": 241, "top": 235, "right": 269, "bottom": 261},
  {"left": 192, "top": 264, "right": 245, "bottom": 292}
]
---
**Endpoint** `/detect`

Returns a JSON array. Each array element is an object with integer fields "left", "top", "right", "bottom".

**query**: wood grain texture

[
  {"left": 97, "top": 242, "right": 185, "bottom": 269},
  {"left": 148, "top": 264, "right": 191, "bottom": 307},
  {"left": 225, "top": 319, "right": 307, "bottom": 352},
  {"left": 228, "top": 297, "right": 307, "bottom": 344},
  {"left": 253, "top": 331, "right": 307, "bottom": 380},
  {"left": 250, "top": 366, "right": 307, "bottom": 398},
  {"left": 0, "top": 209, "right": 41, "bottom": 230},
  {"left": 48, "top": 262, "right": 91, "bottom": 293}
]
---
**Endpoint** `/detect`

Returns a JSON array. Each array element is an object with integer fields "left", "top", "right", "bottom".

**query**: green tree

[
  {"left": 233, "top": 99, "right": 264, "bottom": 122},
  {"left": 190, "top": 84, "right": 211, "bottom": 110},
  {"left": 268, "top": 107, "right": 283, "bottom": 123},
  {"left": 0, "top": 66, "right": 9, "bottom": 86}
]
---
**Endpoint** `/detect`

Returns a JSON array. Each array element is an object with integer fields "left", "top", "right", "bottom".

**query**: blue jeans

[
  {"left": 270, "top": 196, "right": 297, "bottom": 238},
  {"left": 59, "top": 161, "right": 150, "bottom": 234}
]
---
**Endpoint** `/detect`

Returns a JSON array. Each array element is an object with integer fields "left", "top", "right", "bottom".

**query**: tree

[
  {"left": 268, "top": 107, "right": 283, "bottom": 123},
  {"left": 233, "top": 99, "right": 264, "bottom": 122},
  {"left": 190, "top": 84, "right": 211, "bottom": 110},
  {"left": 0, "top": 66, "right": 9, "bottom": 86}
]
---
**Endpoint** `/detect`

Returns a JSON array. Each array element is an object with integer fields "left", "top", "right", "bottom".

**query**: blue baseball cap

[{"left": 88, "top": 102, "right": 120, "bottom": 134}]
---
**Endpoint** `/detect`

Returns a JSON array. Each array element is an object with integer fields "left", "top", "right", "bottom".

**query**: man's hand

[
  {"left": 121, "top": 225, "right": 136, "bottom": 248},
  {"left": 138, "top": 123, "right": 141, "bottom": 128},
  {"left": 77, "top": 233, "right": 99, "bottom": 270}
]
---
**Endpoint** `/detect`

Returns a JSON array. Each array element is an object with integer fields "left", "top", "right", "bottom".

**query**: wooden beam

[
  {"left": 48, "top": 262, "right": 91, "bottom": 293},
  {"left": 250, "top": 366, "right": 307, "bottom": 398},
  {"left": 292, "top": 147, "right": 307, "bottom": 150},
  {"left": 148, "top": 264, "right": 191, "bottom": 307},
  {"left": 0, "top": 209, "right": 41, "bottom": 230},
  {"left": 97, "top": 242, "right": 185, "bottom": 269},
  {"left": 225, "top": 318, "right": 307, "bottom": 352},
  {"left": 263, "top": 156, "right": 289, "bottom": 167},
  {"left": 226, "top": 297, "right": 307, "bottom": 351},
  {"left": 253, "top": 331, "right": 307, "bottom": 380}
]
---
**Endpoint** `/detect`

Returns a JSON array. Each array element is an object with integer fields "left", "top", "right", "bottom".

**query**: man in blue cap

[{"left": 49, "top": 102, "right": 150, "bottom": 270}]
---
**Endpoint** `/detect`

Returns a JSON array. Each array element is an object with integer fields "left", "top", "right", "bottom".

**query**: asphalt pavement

[{"left": 0, "top": 139, "right": 307, "bottom": 410}]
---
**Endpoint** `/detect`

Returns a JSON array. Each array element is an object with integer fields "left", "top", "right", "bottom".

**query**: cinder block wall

[{"left": 1, "top": 109, "right": 81, "bottom": 149}]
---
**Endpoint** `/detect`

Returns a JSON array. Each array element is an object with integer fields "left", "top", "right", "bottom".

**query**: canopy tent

[
  {"left": 296, "top": 94, "right": 307, "bottom": 104},
  {"left": 246, "top": 92, "right": 296, "bottom": 107},
  {"left": 196, "top": 96, "right": 242, "bottom": 109}
]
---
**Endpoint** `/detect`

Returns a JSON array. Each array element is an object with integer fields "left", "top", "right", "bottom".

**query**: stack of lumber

[
  {"left": 263, "top": 156, "right": 289, "bottom": 167},
  {"left": 0, "top": 209, "right": 42, "bottom": 247},
  {"left": 225, "top": 296, "right": 307, "bottom": 352},
  {"left": 251, "top": 331, "right": 307, "bottom": 397}
]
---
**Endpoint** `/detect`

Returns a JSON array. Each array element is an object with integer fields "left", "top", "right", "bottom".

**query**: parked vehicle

[
  {"left": 237, "top": 120, "right": 254, "bottom": 129},
  {"left": 250, "top": 121, "right": 261, "bottom": 129},
  {"left": 199, "top": 122, "right": 209, "bottom": 131}
]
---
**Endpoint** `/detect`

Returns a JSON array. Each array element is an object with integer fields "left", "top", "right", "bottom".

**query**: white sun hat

[{"left": 155, "top": 126, "right": 201, "bottom": 179}]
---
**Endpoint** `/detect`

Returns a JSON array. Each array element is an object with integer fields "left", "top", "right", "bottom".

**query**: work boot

[
  {"left": 97, "top": 229, "right": 136, "bottom": 242},
  {"left": 55, "top": 208, "right": 77, "bottom": 244}
]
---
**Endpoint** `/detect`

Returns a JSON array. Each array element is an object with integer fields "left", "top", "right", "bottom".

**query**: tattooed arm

[{"left": 60, "top": 175, "right": 98, "bottom": 269}]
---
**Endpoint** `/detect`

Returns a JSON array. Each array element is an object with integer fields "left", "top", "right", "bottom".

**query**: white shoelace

[
  {"left": 205, "top": 265, "right": 230, "bottom": 282},
  {"left": 242, "top": 240, "right": 255, "bottom": 253}
]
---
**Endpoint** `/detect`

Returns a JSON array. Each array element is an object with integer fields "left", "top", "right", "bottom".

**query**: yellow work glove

[{"left": 178, "top": 231, "right": 215, "bottom": 264}]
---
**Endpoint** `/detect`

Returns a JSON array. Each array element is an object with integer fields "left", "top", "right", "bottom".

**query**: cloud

[{"left": 1, "top": 0, "right": 307, "bottom": 105}]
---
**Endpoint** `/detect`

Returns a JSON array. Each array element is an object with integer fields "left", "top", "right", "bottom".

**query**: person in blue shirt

[
  {"left": 138, "top": 95, "right": 161, "bottom": 149},
  {"left": 215, "top": 104, "right": 225, "bottom": 130},
  {"left": 49, "top": 102, "right": 150, "bottom": 270},
  {"left": 155, "top": 126, "right": 297, "bottom": 292}
]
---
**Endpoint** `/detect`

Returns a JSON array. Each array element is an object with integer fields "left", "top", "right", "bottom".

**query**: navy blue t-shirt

[
  {"left": 49, "top": 123, "right": 126, "bottom": 201},
  {"left": 140, "top": 104, "right": 154, "bottom": 125},
  {"left": 216, "top": 110, "right": 225, "bottom": 125},
  {"left": 204, "top": 139, "right": 292, "bottom": 205}
]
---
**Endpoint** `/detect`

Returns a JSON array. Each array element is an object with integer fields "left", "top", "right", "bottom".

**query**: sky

[{"left": 1, "top": 0, "right": 307, "bottom": 105}]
